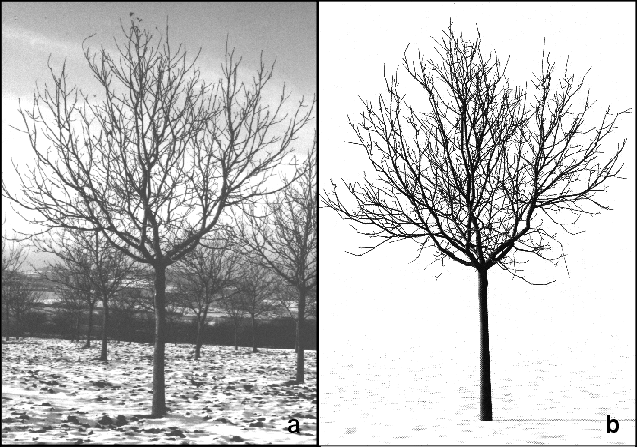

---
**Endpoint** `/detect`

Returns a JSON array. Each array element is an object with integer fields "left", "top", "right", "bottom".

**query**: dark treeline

[{"left": 4, "top": 303, "right": 316, "bottom": 350}]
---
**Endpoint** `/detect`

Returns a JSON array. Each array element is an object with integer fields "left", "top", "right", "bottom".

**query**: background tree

[
  {"left": 219, "top": 284, "right": 246, "bottom": 350},
  {"left": 110, "top": 279, "right": 151, "bottom": 342},
  {"left": 2, "top": 273, "right": 42, "bottom": 340},
  {"left": 131, "top": 266, "right": 186, "bottom": 342},
  {"left": 273, "top": 281, "right": 315, "bottom": 352},
  {"left": 273, "top": 283, "right": 301, "bottom": 352},
  {"left": 175, "top": 230, "right": 238, "bottom": 360},
  {"left": 2, "top": 228, "right": 27, "bottom": 341},
  {"left": 2, "top": 18, "right": 313, "bottom": 417},
  {"left": 321, "top": 23, "right": 630, "bottom": 421},
  {"left": 306, "top": 283, "right": 317, "bottom": 320},
  {"left": 236, "top": 260, "right": 278, "bottom": 353},
  {"left": 52, "top": 264, "right": 96, "bottom": 344},
  {"left": 6, "top": 273, "right": 42, "bottom": 339},
  {"left": 37, "top": 228, "right": 135, "bottom": 360},
  {"left": 237, "top": 133, "right": 316, "bottom": 381}
]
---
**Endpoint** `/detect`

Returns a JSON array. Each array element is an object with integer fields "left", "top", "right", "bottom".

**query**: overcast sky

[
  {"left": 2, "top": 2, "right": 316, "bottom": 262},
  {"left": 319, "top": 1, "right": 635, "bottom": 420}
]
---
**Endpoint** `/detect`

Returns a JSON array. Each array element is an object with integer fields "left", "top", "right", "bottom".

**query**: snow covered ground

[
  {"left": 2, "top": 338, "right": 316, "bottom": 444},
  {"left": 320, "top": 342, "right": 635, "bottom": 445}
]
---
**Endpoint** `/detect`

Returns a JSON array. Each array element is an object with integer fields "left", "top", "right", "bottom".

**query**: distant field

[{"left": 2, "top": 338, "right": 316, "bottom": 444}]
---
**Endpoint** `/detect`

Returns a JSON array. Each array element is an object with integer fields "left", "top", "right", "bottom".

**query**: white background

[{"left": 319, "top": 2, "right": 635, "bottom": 444}]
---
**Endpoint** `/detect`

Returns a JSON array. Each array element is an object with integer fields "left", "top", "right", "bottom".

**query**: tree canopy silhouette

[{"left": 321, "top": 22, "right": 630, "bottom": 421}]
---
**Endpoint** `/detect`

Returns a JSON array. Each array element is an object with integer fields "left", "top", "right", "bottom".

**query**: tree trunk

[
  {"left": 234, "top": 319, "right": 238, "bottom": 350},
  {"left": 194, "top": 307, "right": 209, "bottom": 360},
  {"left": 296, "top": 289, "right": 306, "bottom": 383},
  {"left": 194, "top": 317, "right": 202, "bottom": 360},
  {"left": 85, "top": 300, "right": 94, "bottom": 347},
  {"left": 16, "top": 312, "right": 23, "bottom": 338},
  {"left": 100, "top": 298, "right": 108, "bottom": 361},
  {"left": 251, "top": 314, "right": 257, "bottom": 353},
  {"left": 294, "top": 318, "right": 299, "bottom": 353},
  {"left": 74, "top": 313, "right": 80, "bottom": 342},
  {"left": 152, "top": 263, "right": 167, "bottom": 418},
  {"left": 5, "top": 304, "right": 10, "bottom": 341},
  {"left": 478, "top": 268, "right": 493, "bottom": 421}
]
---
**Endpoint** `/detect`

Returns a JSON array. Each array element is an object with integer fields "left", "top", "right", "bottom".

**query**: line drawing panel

[{"left": 319, "top": 2, "right": 635, "bottom": 445}]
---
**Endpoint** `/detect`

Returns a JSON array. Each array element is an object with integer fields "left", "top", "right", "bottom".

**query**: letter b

[{"left": 606, "top": 415, "right": 619, "bottom": 433}]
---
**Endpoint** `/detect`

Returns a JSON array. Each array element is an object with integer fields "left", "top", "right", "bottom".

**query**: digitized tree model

[{"left": 321, "top": 22, "right": 630, "bottom": 421}]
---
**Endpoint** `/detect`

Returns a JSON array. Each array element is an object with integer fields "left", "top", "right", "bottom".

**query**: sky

[
  {"left": 319, "top": 1, "right": 635, "bottom": 433},
  {"left": 1, "top": 2, "right": 316, "bottom": 264}
]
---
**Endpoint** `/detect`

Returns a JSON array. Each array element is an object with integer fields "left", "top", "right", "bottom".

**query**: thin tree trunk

[
  {"left": 234, "top": 319, "right": 238, "bottom": 350},
  {"left": 5, "top": 305, "right": 10, "bottom": 341},
  {"left": 100, "top": 298, "right": 108, "bottom": 361},
  {"left": 296, "top": 289, "right": 305, "bottom": 383},
  {"left": 194, "top": 317, "right": 202, "bottom": 360},
  {"left": 294, "top": 318, "right": 299, "bottom": 353},
  {"left": 194, "top": 307, "right": 209, "bottom": 360},
  {"left": 478, "top": 268, "right": 493, "bottom": 421},
  {"left": 152, "top": 263, "right": 167, "bottom": 418},
  {"left": 15, "top": 311, "right": 23, "bottom": 338},
  {"left": 75, "top": 313, "right": 80, "bottom": 342},
  {"left": 86, "top": 300, "right": 94, "bottom": 347},
  {"left": 251, "top": 314, "right": 257, "bottom": 353},
  {"left": 18, "top": 316, "right": 24, "bottom": 338}
]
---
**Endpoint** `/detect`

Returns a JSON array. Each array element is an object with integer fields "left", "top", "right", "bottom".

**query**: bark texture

[
  {"left": 295, "top": 289, "right": 305, "bottom": 383},
  {"left": 251, "top": 315, "right": 258, "bottom": 353},
  {"left": 85, "top": 301, "right": 94, "bottom": 348},
  {"left": 100, "top": 300, "right": 108, "bottom": 361},
  {"left": 152, "top": 264, "right": 167, "bottom": 417}
]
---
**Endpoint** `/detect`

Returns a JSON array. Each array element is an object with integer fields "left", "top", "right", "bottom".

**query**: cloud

[{"left": 2, "top": 24, "right": 77, "bottom": 56}]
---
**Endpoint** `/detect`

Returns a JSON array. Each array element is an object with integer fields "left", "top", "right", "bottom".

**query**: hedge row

[{"left": 2, "top": 305, "right": 316, "bottom": 350}]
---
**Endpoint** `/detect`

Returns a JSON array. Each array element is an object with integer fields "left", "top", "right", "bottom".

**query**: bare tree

[
  {"left": 219, "top": 285, "right": 246, "bottom": 350},
  {"left": 53, "top": 266, "right": 92, "bottom": 343},
  {"left": 175, "top": 230, "right": 238, "bottom": 359},
  {"left": 5, "top": 272, "right": 42, "bottom": 339},
  {"left": 1, "top": 221, "right": 26, "bottom": 276},
  {"left": 132, "top": 266, "right": 185, "bottom": 340},
  {"left": 38, "top": 228, "right": 132, "bottom": 352},
  {"left": 2, "top": 18, "right": 313, "bottom": 417},
  {"left": 237, "top": 133, "right": 316, "bottom": 381},
  {"left": 321, "top": 23, "right": 630, "bottom": 421},
  {"left": 235, "top": 260, "right": 278, "bottom": 353},
  {"left": 272, "top": 283, "right": 301, "bottom": 352},
  {"left": 273, "top": 281, "right": 315, "bottom": 352},
  {"left": 2, "top": 228, "right": 27, "bottom": 341},
  {"left": 306, "top": 283, "right": 317, "bottom": 320},
  {"left": 109, "top": 279, "right": 150, "bottom": 341},
  {"left": 1, "top": 230, "right": 42, "bottom": 341},
  {"left": 37, "top": 228, "right": 135, "bottom": 359}
]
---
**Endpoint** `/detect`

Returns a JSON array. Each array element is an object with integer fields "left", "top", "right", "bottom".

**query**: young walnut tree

[
  {"left": 36, "top": 228, "right": 135, "bottom": 358},
  {"left": 2, "top": 228, "right": 26, "bottom": 341},
  {"left": 235, "top": 259, "right": 279, "bottom": 354},
  {"left": 174, "top": 229, "right": 238, "bottom": 360},
  {"left": 219, "top": 284, "right": 247, "bottom": 351},
  {"left": 2, "top": 19, "right": 313, "bottom": 417},
  {"left": 1, "top": 232, "right": 41, "bottom": 341},
  {"left": 321, "top": 23, "right": 630, "bottom": 421},
  {"left": 237, "top": 132, "right": 317, "bottom": 382}
]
